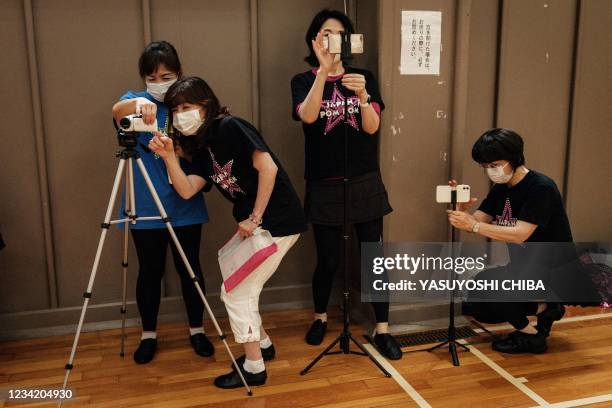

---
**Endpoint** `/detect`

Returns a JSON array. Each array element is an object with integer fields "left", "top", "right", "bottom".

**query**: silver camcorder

[{"left": 119, "top": 114, "right": 158, "bottom": 133}]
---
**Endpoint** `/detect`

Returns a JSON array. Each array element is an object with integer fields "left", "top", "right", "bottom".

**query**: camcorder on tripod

[{"left": 57, "top": 119, "right": 252, "bottom": 407}]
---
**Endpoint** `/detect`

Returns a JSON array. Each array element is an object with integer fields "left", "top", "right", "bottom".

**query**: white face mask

[
  {"left": 146, "top": 79, "right": 177, "bottom": 102},
  {"left": 173, "top": 109, "right": 204, "bottom": 136},
  {"left": 486, "top": 162, "right": 514, "bottom": 184}
]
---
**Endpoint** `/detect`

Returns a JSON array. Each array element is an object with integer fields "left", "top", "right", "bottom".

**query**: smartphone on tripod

[{"left": 436, "top": 184, "right": 471, "bottom": 204}]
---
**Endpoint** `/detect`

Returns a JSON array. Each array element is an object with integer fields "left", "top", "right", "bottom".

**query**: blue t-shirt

[{"left": 117, "top": 90, "right": 209, "bottom": 229}]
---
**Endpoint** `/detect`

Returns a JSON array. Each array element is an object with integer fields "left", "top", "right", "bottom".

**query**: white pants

[{"left": 220, "top": 233, "right": 300, "bottom": 343}]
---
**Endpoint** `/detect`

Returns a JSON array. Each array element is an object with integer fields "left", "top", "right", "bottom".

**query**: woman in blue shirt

[{"left": 111, "top": 41, "right": 212, "bottom": 364}]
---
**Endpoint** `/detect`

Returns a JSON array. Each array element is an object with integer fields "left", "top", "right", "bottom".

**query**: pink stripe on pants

[{"left": 220, "top": 233, "right": 300, "bottom": 343}]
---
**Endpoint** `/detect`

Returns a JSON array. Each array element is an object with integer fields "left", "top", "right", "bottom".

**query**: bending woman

[{"left": 149, "top": 76, "right": 307, "bottom": 388}]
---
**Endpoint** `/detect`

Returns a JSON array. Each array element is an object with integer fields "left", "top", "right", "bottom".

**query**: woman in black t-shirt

[
  {"left": 447, "top": 128, "right": 579, "bottom": 354},
  {"left": 149, "top": 76, "right": 307, "bottom": 389},
  {"left": 291, "top": 9, "right": 401, "bottom": 360}
]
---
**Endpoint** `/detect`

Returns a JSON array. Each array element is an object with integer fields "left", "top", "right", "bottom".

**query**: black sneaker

[
  {"left": 536, "top": 303, "right": 565, "bottom": 337},
  {"left": 374, "top": 333, "right": 403, "bottom": 360},
  {"left": 214, "top": 363, "right": 267, "bottom": 389},
  {"left": 133, "top": 338, "right": 157, "bottom": 364},
  {"left": 230, "top": 344, "right": 276, "bottom": 369},
  {"left": 492, "top": 331, "right": 547, "bottom": 354},
  {"left": 190, "top": 333, "right": 215, "bottom": 357},
  {"left": 305, "top": 319, "right": 327, "bottom": 345}
]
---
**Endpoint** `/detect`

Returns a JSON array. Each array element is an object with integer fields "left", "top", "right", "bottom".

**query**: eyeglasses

[{"left": 479, "top": 162, "right": 509, "bottom": 169}]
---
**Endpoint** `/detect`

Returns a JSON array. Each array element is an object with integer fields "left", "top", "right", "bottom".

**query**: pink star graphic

[
  {"left": 208, "top": 149, "right": 245, "bottom": 198},
  {"left": 322, "top": 85, "right": 360, "bottom": 135},
  {"left": 496, "top": 198, "right": 517, "bottom": 226}
]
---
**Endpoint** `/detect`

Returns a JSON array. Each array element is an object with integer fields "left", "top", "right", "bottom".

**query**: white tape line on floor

[
  {"left": 363, "top": 343, "right": 432, "bottom": 408},
  {"left": 457, "top": 339, "right": 550, "bottom": 407},
  {"left": 535, "top": 393, "right": 612, "bottom": 407},
  {"left": 468, "top": 312, "right": 612, "bottom": 407}
]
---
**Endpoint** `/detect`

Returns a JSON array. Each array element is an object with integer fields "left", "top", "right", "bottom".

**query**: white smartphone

[
  {"left": 436, "top": 185, "right": 471, "bottom": 203},
  {"left": 323, "top": 33, "right": 364, "bottom": 54}
]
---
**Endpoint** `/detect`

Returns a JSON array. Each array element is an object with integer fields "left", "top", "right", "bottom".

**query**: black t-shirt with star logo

[
  {"left": 291, "top": 67, "right": 385, "bottom": 180},
  {"left": 190, "top": 116, "right": 307, "bottom": 237},
  {"left": 478, "top": 170, "right": 573, "bottom": 242}
]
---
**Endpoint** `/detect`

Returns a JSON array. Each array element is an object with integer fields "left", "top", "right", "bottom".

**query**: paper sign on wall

[{"left": 400, "top": 11, "right": 442, "bottom": 75}]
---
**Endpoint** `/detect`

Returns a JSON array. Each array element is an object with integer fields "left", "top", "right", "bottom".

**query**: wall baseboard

[
  {"left": 0, "top": 283, "right": 318, "bottom": 341},
  {"left": 0, "top": 283, "right": 454, "bottom": 341}
]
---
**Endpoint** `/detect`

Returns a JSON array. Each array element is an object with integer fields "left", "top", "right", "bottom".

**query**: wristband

[
  {"left": 360, "top": 94, "right": 371, "bottom": 107},
  {"left": 249, "top": 214, "right": 263, "bottom": 226}
]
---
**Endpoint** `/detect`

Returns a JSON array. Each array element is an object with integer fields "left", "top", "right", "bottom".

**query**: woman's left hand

[
  {"left": 447, "top": 210, "right": 477, "bottom": 232},
  {"left": 238, "top": 219, "right": 258, "bottom": 240},
  {"left": 341, "top": 74, "right": 367, "bottom": 101}
]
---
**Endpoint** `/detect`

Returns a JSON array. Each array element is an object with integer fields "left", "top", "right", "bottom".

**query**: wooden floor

[{"left": 1, "top": 306, "right": 611, "bottom": 407}]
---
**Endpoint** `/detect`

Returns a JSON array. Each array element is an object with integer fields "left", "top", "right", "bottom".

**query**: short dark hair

[
  {"left": 138, "top": 41, "right": 182, "bottom": 78},
  {"left": 304, "top": 9, "right": 355, "bottom": 67},
  {"left": 471, "top": 128, "right": 526, "bottom": 169},
  {"left": 164, "top": 76, "right": 229, "bottom": 155}
]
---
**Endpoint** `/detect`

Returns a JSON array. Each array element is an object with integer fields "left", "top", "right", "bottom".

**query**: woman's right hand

[
  {"left": 312, "top": 32, "right": 335, "bottom": 73},
  {"left": 135, "top": 97, "right": 157, "bottom": 125},
  {"left": 148, "top": 131, "right": 174, "bottom": 160}
]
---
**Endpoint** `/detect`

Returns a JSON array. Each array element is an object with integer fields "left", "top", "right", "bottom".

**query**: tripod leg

[
  {"left": 449, "top": 342, "right": 460, "bottom": 366},
  {"left": 134, "top": 158, "right": 252, "bottom": 396},
  {"left": 348, "top": 334, "right": 391, "bottom": 377},
  {"left": 58, "top": 159, "right": 127, "bottom": 407},
  {"left": 427, "top": 340, "right": 450, "bottom": 352},
  {"left": 470, "top": 319, "right": 501, "bottom": 341},
  {"left": 128, "top": 157, "right": 137, "bottom": 224},
  {"left": 457, "top": 342, "right": 469, "bottom": 351},
  {"left": 301, "top": 335, "right": 342, "bottom": 375},
  {"left": 340, "top": 326, "right": 350, "bottom": 354},
  {"left": 119, "top": 160, "right": 131, "bottom": 357}
]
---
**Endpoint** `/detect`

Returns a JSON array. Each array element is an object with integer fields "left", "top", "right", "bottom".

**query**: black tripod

[
  {"left": 419, "top": 190, "right": 469, "bottom": 366},
  {"left": 57, "top": 131, "right": 252, "bottom": 407},
  {"left": 301, "top": 36, "right": 391, "bottom": 378}
]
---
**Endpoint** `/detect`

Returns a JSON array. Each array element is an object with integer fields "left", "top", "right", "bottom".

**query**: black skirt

[{"left": 304, "top": 171, "right": 393, "bottom": 226}]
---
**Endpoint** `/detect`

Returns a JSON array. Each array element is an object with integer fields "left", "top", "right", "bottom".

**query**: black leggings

[
  {"left": 462, "top": 265, "right": 541, "bottom": 330},
  {"left": 312, "top": 218, "right": 389, "bottom": 323},
  {"left": 463, "top": 302, "right": 539, "bottom": 330},
  {"left": 131, "top": 224, "right": 205, "bottom": 332}
]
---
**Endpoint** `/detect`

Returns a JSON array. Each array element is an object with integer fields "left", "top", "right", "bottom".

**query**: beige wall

[
  {"left": 376, "top": 0, "right": 610, "bottom": 323},
  {"left": 0, "top": 0, "right": 347, "bottom": 335},
  {"left": 0, "top": 0, "right": 51, "bottom": 313},
  {"left": 564, "top": 0, "right": 612, "bottom": 241},
  {"left": 1, "top": 0, "right": 610, "bottom": 335},
  {"left": 379, "top": 0, "right": 612, "bottom": 245}
]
